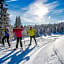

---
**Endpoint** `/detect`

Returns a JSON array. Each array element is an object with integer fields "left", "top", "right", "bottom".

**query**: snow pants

[
  {"left": 30, "top": 36, "right": 37, "bottom": 45},
  {"left": 2, "top": 36, "right": 10, "bottom": 47},
  {"left": 16, "top": 37, "right": 23, "bottom": 48}
]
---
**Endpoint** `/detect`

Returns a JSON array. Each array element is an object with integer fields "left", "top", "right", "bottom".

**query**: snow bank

[{"left": 54, "top": 36, "right": 64, "bottom": 63}]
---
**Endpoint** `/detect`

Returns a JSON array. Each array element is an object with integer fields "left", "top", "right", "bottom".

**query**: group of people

[{"left": 0, "top": 26, "right": 37, "bottom": 49}]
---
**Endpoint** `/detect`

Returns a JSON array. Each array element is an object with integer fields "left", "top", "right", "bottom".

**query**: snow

[{"left": 0, "top": 35, "right": 64, "bottom": 64}]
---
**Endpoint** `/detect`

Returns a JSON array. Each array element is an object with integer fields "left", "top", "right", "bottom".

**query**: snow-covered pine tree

[{"left": 14, "top": 16, "right": 22, "bottom": 27}]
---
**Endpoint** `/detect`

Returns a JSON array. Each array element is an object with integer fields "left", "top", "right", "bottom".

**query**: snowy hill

[{"left": 0, "top": 35, "right": 64, "bottom": 64}]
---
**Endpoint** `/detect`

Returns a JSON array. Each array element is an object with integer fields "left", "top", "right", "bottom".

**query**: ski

[{"left": 3, "top": 48, "right": 23, "bottom": 52}]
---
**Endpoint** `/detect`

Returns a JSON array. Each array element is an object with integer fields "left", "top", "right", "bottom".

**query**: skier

[
  {"left": 2, "top": 27, "right": 11, "bottom": 48},
  {"left": 27, "top": 26, "right": 37, "bottom": 46},
  {"left": 13, "top": 26, "right": 24, "bottom": 49}
]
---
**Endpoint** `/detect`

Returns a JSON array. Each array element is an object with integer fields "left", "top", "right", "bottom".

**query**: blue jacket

[{"left": 5, "top": 29, "right": 9, "bottom": 37}]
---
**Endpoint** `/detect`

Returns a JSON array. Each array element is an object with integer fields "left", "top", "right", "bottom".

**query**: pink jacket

[{"left": 13, "top": 28, "right": 23, "bottom": 37}]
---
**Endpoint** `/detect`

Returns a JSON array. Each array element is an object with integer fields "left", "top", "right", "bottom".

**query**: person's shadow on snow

[
  {"left": 0, "top": 49, "right": 16, "bottom": 63},
  {"left": 0, "top": 45, "right": 36, "bottom": 64}
]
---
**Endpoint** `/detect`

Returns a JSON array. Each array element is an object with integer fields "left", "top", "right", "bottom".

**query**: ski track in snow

[
  {"left": 53, "top": 36, "right": 64, "bottom": 64},
  {"left": 0, "top": 35, "right": 64, "bottom": 64},
  {"left": 24, "top": 35, "right": 64, "bottom": 64}
]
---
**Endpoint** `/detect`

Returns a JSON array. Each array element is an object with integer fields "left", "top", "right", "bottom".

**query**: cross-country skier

[
  {"left": 2, "top": 27, "right": 11, "bottom": 48},
  {"left": 13, "top": 26, "right": 24, "bottom": 49},
  {"left": 27, "top": 26, "right": 37, "bottom": 46}
]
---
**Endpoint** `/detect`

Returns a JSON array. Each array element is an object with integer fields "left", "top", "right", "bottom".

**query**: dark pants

[
  {"left": 2, "top": 36, "right": 10, "bottom": 47},
  {"left": 16, "top": 37, "right": 22, "bottom": 48},
  {"left": 30, "top": 36, "right": 37, "bottom": 45}
]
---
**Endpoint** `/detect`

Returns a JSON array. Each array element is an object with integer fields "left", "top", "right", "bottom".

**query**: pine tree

[
  {"left": 18, "top": 16, "right": 22, "bottom": 26},
  {"left": 14, "top": 16, "right": 18, "bottom": 27},
  {"left": 14, "top": 16, "right": 22, "bottom": 27}
]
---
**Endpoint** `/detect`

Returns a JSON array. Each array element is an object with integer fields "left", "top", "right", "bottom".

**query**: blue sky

[{"left": 5, "top": 0, "right": 64, "bottom": 25}]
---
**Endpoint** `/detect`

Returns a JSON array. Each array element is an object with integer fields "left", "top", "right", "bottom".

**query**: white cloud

[
  {"left": 35, "top": 0, "right": 48, "bottom": 3},
  {"left": 58, "top": 20, "right": 64, "bottom": 23},
  {"left": 10, "top": 0, "right": 17, "bottom": 1},
  {"left": 20, "top": 1, "right": 58, "bottom": 25},
  {"left": 8, "top": 0, "right": 59, "bottom": 25},
  {"left": 46, "top": 1, "right": 58, "bottom": 11},
  {"left": 51, "top": 9, "right": 64, "bottom": 15},
  {"left": 8, "top": 10, "right": 20, "bottom": 25},
  {"left": 6, "top": 0, "right": 18, "bottom": 2},
  {"left": 21, "top": 3, "right": 48, "bottom": 24},
  {"left": 28, "top": 3, "right": 48, "bottom": 18}
]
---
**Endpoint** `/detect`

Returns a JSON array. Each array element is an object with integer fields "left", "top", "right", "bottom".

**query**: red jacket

[{"left": 13, "top": 28, "right": 23, "bottom": 37}]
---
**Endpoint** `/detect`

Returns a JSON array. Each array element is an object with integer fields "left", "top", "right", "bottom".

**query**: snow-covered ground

[{"left": 0, "top": 35, "right": 64, "bottom": 64}]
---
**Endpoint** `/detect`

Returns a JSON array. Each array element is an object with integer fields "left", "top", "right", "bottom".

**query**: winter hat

[
  {"left": 30, "top": 26, "right": 32, "bottom": 30},
  {"left": 21, "top": 25, "right": 23, "bottom": 28},
  {"left": 16, "top": 26, "right": 19, "bottom": 28}
]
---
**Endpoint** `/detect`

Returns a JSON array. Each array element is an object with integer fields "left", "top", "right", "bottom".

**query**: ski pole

[{"left": 22, "top": 35, "right": 26, "bottom": 50}]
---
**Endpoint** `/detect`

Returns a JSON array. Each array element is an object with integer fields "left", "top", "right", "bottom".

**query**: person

[
  {"left": 13, "top": 26, "right": 24, "bottom": 49},
  {"left": 2, "top": 27, "right": 11, "bottom": 48},
  {"left": 27, "top": 26, "right": 37, "bottom": 46}
]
